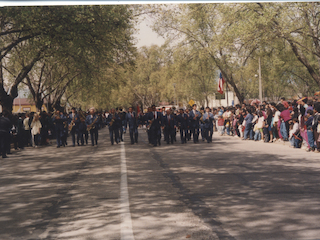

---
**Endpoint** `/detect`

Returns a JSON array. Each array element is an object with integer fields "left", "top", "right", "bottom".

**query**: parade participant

[
  {"left": 199, "top": 107, "right": 205, "bottom": 141},
  {"left": 39, "top": 112, "right": 49, "bottom": 146},
  {"left": 68, "top": 107, "right": 80, "bottom": 147},
  {"left": 61, "top": 112, "right": 69, "bottom": 146},
  {"left": 161, "top": 107, "right": 166, "bottom": 117},
  {"left": 117, "top": 108, "right": 126, "bottom": 141},
  {"left": 189, "top": 104, "right": 201, "bottom": 143},
  {"left": 177, "top": 108, "right": 188, "bottom": 144},
  {"left": 86, "top": 107, "right": 99, "bottom": 146},
  {"left": 78, "top": 110, "right": 87, "bottom": 146},
  {"left": 107, "top": 108, "right": 120, "bottom": 145},
  {"left": 172, "top": 108, "right": 177, "bottom": 142},
  {"left": 126, "top": 107, "right": 138, "bottom": 144},
  {"left": 52, "top": 110, "right": 65, "bottom": 148},
  {"left": 185, "top": 108, "right": 191, "bottom": 141},
  {"left": 0, "top": 110, "right": 11, "bottom": 158},
  {"left": 162, "top": 109, "right": 176, "bottom": 144},
  {"left": 160, "top": 107, "right": 166, "bottom": 142},
  {"left": 145, "top": 107, "right": 152, "bottom": 144},
  {"left": 203, "top": 107, "right": 214, "bottom": 143},
  {"left": 148, "top": 105, "right": 162, "bottom": 147}
]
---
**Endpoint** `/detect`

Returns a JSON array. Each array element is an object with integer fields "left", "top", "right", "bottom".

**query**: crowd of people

[
  {"left": 0, "top": 96, "right": 319, "bottom": 158},
  {"left": 215, "top": 97, "right": 320, "bottom": 152}
]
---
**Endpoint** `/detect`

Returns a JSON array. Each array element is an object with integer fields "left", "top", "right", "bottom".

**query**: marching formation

[{"left": 1, "top": 95, "right": 320, "bottom": 158}]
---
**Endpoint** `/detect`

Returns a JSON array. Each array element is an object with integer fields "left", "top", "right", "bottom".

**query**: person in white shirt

[
  {"left": 23, "top": 113, "right": 31, "bottom": 147},
  {"left": 30, "top": 113, "right": 42, "bottom": 147}
]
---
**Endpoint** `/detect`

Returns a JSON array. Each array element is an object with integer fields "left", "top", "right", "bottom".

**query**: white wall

[{"left": 208, "top": 91, "right": 240, "bottom": 108}]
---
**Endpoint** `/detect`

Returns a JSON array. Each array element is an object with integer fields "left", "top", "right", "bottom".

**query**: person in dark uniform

[
  {"left": 162, "top": 109, "right": 176, "bottom": 144},
  {"left": 117, "top": 108, "right": 126, "bottom": 142},
  {"left": 126, "top": 107, "right": 138, "bottom": 144},
  {"left": 185, "top": 109, "right": 191, "bottom": 141},
  {"left": 61, "top": 112, "right": 69, "bottom": 146},
  {"left": 177, "top": 108, "right": 189, "bottom": 144},
  {"left": 145, "top": 107, "right": 152, "bottom": 144},
  {"left": 0, "top": 110, "right": 11, "bottom": 158},
  {"left": 199, "top": 107, "right": 205, "bottom": 141},
  {"left": 107, "top": 108, "right": 120, "bottom": 145},
  {"left": 203, "top": 107, "right": 214, "bottom": 143},
  {"left": 161, "top": 107, "right": 167, "bottom": 142},
  {"left": 148, "top": 105, "right": 162, "bottom": 147},
  {"left": 85, "top": 107, "right": 99, "bottom": 146},
  {"left": 52, "top": 110, "right": 65, "bottom": 148},
  {"left": 189, "top": 104, "right": 201, "bottom": 143},
  {"left": 77, "top": 110, "right": 87, "bottom": 146},
  {"left": 68, "top": 107, "right": 80, "bottom": 147}
]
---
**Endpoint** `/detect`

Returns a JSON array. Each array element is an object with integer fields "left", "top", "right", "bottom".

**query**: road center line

[{"left": 120, "top": 141, "right": 135, "bottom": 240}]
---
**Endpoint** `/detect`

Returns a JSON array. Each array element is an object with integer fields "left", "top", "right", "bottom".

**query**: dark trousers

[
  {"left": 180, "top": 128, "right": 187, "bottom": 143},
  {"left": 90, "top": 128, "right": 98, "bottom": 146},
  {"left": 109, "top": 127, "right": 119, "bottom": 145},
  {"left": 200, "top": 124, "right": 205, "bottom": 140},
  {"left": 150, "top": 126, "right": 160, "bottom": 146},
  {"left": 147, "top": 129, "right": 151, "bottom": 143},
  {"left": 24, "top": 130, "right": 31, "bottom": 146},
  {"left": 204, "top": 126, "right": 213, "bottom": 143},
  {"left": 186, "top": 129, "right": 191, "bottom": 140},
  {"left": 164, "top": 127, "right": 175, "bottom": 144},
  {"left": 0, "top": 132, "right": 8, "bottom": 157},
  {"left": 119, "top": 125, "right": 123, "bottom": 141},
  {"left": 56, "top": 130, "right": 62, "bottom": 147},
  {"left": 285, "top": 120, "right": 290, "bottom": 140},
  {"left": 162, "top": 128, "right": 166, "bottom": 142},
  {"left": 17, "top": 132, "right": 24, "bottom": 149},
  {"left": 78, "top": 132, "right": 84, "bottom": 145},
  {"left": 191, "top": 126, "right": 199, "bottom": 143},
  {"left": 129, "top": 128, "right": 138, "bottom": 144},
  {"left": 70, "top": 128, "right": 78, "bottom": 146},
  {"left": 40, "top": 129, "right": 47, "bottom": 145},
  {"left": 84, "top": 131, "right": 88, "bottom": 144}
]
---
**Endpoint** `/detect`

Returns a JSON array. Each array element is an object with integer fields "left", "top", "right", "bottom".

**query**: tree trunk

[
  {"left": 220, "top": 70, "right": 244, "bottom": 104},
  {"left": 0, "top": 61, "right": 14, "bottom": 113},
  {"left": 35, "top": 97, "right": 44, "bottom": 112},
  {"left": 0, "top": 92, "right": 14, "bottom": 113},
  {"left": 47, "top": 102, "right": 54, "bottom": 113}
]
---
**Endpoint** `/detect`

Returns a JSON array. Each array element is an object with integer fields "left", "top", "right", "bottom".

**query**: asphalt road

[{"left": 1, "top": 128, "right": 320, "bottom": 240}]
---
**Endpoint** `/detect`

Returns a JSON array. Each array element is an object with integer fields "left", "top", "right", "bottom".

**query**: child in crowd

[
  {"left": 256, "top": 111, "right": 265, "bottom": 141},
  {"left": 224, "top": 117, "right": 231, "bottom": 135},
  {"left": 289, "top": 118, "right": 301, "bottom": 148}
]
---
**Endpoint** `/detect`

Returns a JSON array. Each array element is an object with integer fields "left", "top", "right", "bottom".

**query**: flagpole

[
  {"left": 259, "top": 57, "right": 262, "bottom": 102},
  {"left": 226, "top": 78, "right": 229, "bottom": 106}
]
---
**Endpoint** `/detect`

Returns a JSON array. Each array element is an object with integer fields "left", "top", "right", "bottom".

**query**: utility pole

[
  {"left": 226, "top": 82, "right": 229, "bottom": 106},
  {"left": 259, "top": 57, "right": 262, "bottom": 102},
  {"left": 173, "top": 83, "right": 176, "bottom": 107}
]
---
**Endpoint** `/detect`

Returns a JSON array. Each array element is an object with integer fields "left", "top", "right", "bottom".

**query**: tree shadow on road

[
  {"left": 126, "top": 134, "right": 320, "bottom": 240},
  {"left": 0, "top": 130, "right": 122, "bottom": 240}
]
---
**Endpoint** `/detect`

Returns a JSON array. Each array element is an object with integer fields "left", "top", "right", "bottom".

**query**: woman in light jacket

[{"left": 31, "top": 113, "right": 42, "bottom": 147}]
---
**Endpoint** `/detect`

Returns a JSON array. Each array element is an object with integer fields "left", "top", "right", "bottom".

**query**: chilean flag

[{"left": 218, "top": 72, "right": 225, "bottom": 94}]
